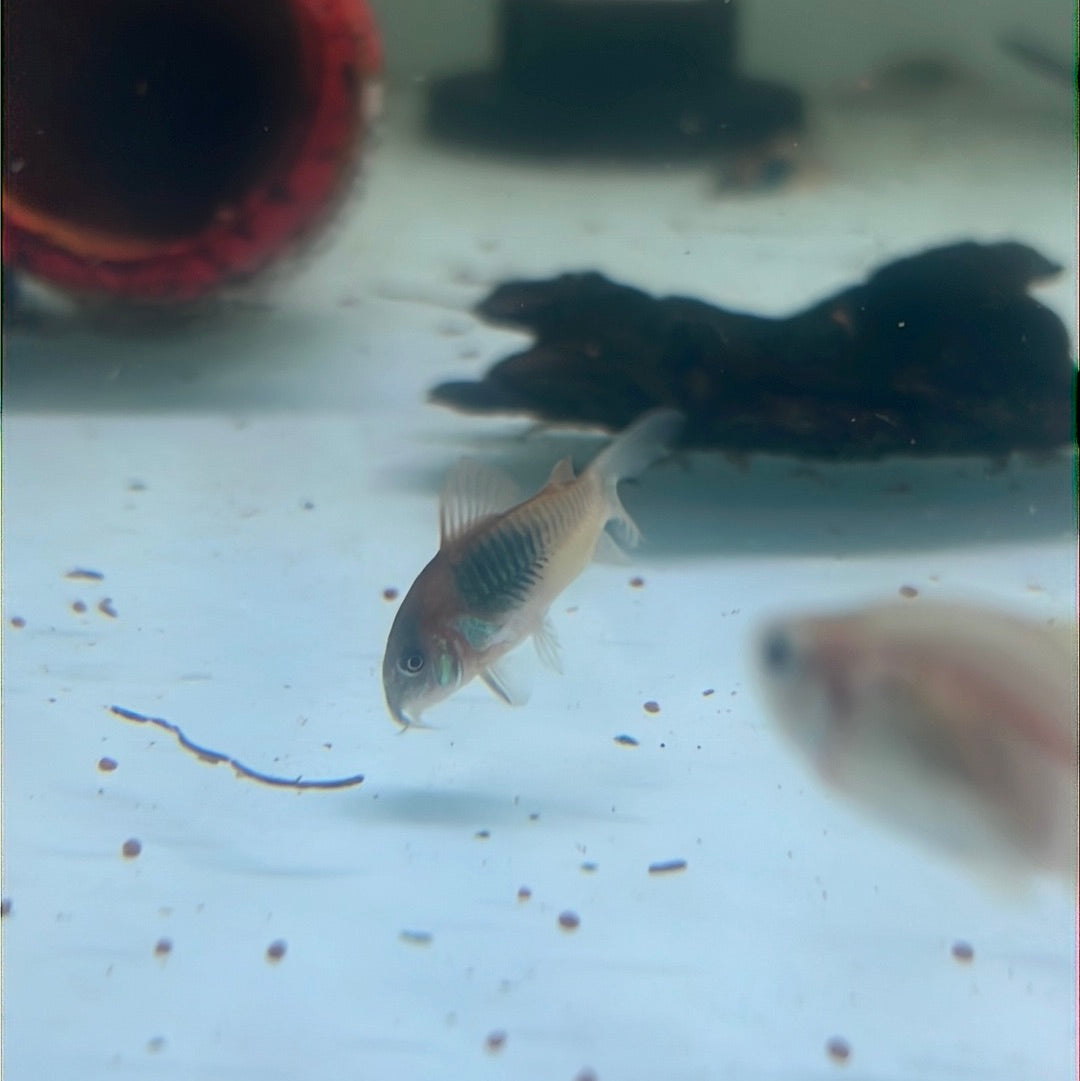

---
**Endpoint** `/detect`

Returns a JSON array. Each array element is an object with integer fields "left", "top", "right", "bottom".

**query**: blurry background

[{"left": 2, "top": 2, "right": 1075, "bottom": 1080}]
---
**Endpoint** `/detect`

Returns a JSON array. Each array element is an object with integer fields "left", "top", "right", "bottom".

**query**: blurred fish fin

[
  {"left": 587, "top": 408, "right": 684, "bottom": 487},
  {"left": 605, "top": 498, "right": 642, "bottom": 550},
  {"left": 593, "top": 529, "right": 631, "bottom": 565},
  {"left": 481, "top": 656, "right": 532, "bottom": 707},
  {"left": 440, "top": 459, "right": 523, "bottom": 544},
  {"left": 588, "top": 409, "right": 683, "bottom": 550},
  {"left": 964, "top": 859, "right": 1036, "bottom": 902},
  {"left": 533, "top": 619, "right": 562, "bottom": 673},
  {"left": 546, "top": 457, "right": 576, "bottom": 485}
]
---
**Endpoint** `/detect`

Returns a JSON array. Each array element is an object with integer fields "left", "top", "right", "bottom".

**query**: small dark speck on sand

[
  {"left": 72, "top": 600, "right": 88, "bottom": 613},
  {"left": 9, "top": 617, "right": 26, "bottom": 628},
  {"left": 575, "top": 1070, "right": 599, "bottom": 1081},
  {"left": 399, "top": 930, "right": 433, "bottom": 946},
  {"left": 951, "top": 940, "right": 975, "bottom": 962},
  {"left": 558, "top": 910, "right": 580, "bottom": 931},
  {"left": 266, "top": 939, "right": 287, "bottom": 962},
  {"left": 826, "top": 1036, "right": 851, "bottom": 1064},
  {"left": 702, "top": 688, "right": 715, "bottom": 697},
  {"left": 580, "top": 861, "right": 598, "bottom": 873},
  {"left": 154, "top": 937, "right": 173, "bottom": 957},
  {"left": 98, "top": 757, "right": 118, "bottom": 772},
  {"left": 474, "top": 829, "right": 491, "bottom": 840},
  {"left": 629, "top": 576, "right": 645, "bottom": 588},
  {"left": 121, "top": 838, "right": 142, "bottom": 859},
  {"left": 643, "top": 700, "right": 660, "bottom": 714},
  {"left": 517, "top": 886, "right": 532, "bottom": 901},
  {"left": 382, "top": 587, "right": 400, "bottom": 601},
  {"left": 899, "top": 585, "right": 919, "bottom": 598},
  {"left": 485, "top": 1030, "right": 507, "bottom": 1053}
]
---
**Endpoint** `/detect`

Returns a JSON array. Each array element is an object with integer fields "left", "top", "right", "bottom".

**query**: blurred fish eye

[
  {"left": 762, "top": 629, "right": 795, "bottom": 672},
  {"left": 400, "top": 652, "right": 426, "bottom": 675}
]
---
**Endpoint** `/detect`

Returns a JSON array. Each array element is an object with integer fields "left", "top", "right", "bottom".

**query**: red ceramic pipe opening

[{"left": 3, "top": 0, "right": 381, "bottom": 301}]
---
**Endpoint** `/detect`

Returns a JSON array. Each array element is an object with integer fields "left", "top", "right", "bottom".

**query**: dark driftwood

[{"left": 432, "top": 242, "right": 1075, "bottom": 460}]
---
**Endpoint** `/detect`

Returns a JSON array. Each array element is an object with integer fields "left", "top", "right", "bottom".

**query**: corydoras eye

[{"left": 399, "top": 652, "right": 425, "bottom": 675}]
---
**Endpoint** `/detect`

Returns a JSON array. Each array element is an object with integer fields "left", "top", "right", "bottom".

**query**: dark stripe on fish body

[{"left": 453, "top": 519, "right": 548, "bottom": 615}]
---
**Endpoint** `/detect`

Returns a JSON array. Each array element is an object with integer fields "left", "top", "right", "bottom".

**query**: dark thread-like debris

[{"left": 109, "top": 705, "right": 364, "bottom": 790}]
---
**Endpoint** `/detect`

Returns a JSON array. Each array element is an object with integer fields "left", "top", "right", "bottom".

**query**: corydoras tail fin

[{"left": 586, "top": 409, "right": 683, "bottom": 549}]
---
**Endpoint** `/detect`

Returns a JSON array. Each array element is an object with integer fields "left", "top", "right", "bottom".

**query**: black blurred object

[
  {"left": 998, "top": 34, "right": 1076, "bottom": 87},
  {"left": 426, "top": 0, "right": 803, "bottom": 158},
  {"left": 431, "top": 242, "right": 1076, "bottom": 460}
]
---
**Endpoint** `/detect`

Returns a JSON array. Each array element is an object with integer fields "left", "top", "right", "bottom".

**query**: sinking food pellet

[
  {"left": 899, "top": 585, "right": 919, "bottom": 598},
  {"left": 382, "top": 587, "right": 399, "bottom": 601},
  {"left": 97, "top": 598, "right": 118, "bottom": 618},
  {"left": 702, "top": 688, "right": 715, "bottom": 697},
  {"left": 9, "top": 617, "right": 26, "bottom": 628},
  {"left": 629, "top": 576, "right": 645, "bottom": 588},
  {"left": 580, "top": 861, "right": 597, "bottom": 873},
  {"left": 72, "top": 601, "right": 87, "bottom": 613},
  {"left": 146, "top": 1036, "right": 166, "bottom": 1054},
  {"left": 1, "top": 897, "right": 12, "bottom": 917},
  {"left": 154, "top": 937, "right": 173, "bottom": 957},
  {"left": 951, "top": 940, "right": 975, "bottom": 963},
  {"left": 643, "top": 700, "right": 660, "bottom": 714},
  {"left": 399, "top": 930, "right": 433, "bottom": 946},
  {"left": 266, "top": 939, "right": 287, "bottom": 962},
  {"left": 474, "top": 829, "right": 491, "bottom": 840},
  {"left": 516, "top": 886, "right": 532, "bottom": 902},
  {"left": 613, "top": 734, "right": 639, "bottom": 746},
  {"left": 97, "top": 756, "right": 118, "bottom": 772},
  {"left": 647, "top": 859, "right": 688, "bottom": 875},
  {"left": 575, "top": 1070, "right": 599, "bottom": 1081},
  {"left": 826, "top": 1036, "right": 851, "bottom": 1064},
  {"left": 485, "top": 1030, "right": 507, "bottom": 1053},
  {"left": 121, "top": 838, "right": 142, "bottom": 859},
  {"left": 558, "top": 910, "right": 580, "bottom": 931}
]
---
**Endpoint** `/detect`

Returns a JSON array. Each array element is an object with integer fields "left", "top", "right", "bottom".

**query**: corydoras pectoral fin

[
  {"left": 533, "top": 618, "right": 562, "bottom": 673},
  {"left": 440, "top": 458, "right": 524, "bottom": 545},
  {"left": 481, "top": 655, "right": 532, "bottom": 707}
]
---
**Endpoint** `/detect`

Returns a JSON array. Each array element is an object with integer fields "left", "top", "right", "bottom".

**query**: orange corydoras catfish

[{"left": 383, "top": 410, "right": 682, "bottom": 728}]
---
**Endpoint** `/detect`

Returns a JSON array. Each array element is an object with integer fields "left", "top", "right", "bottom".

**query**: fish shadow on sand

[
  {"left": 359, "top": 783, "right": 627, "bottom": 828},
  {"left": 381, "top": 429, "right": 1076, "bottom": 559}
]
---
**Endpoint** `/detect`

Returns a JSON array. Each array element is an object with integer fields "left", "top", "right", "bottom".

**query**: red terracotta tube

[{"left": 2, "top": 0, "right": 381, "bottom": 302}]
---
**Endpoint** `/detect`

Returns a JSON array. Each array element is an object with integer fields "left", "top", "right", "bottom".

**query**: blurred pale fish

[
  {"left": 383, "top": 409, "right": 683, "bottom": 728},
  {"left": 754, "top": 600, "right": 1078, "bottom": 886}
]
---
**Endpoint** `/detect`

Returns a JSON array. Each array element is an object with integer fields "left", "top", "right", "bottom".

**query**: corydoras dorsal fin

[{"left": 439, "top": 458, "right": 523, "bottom": 545}]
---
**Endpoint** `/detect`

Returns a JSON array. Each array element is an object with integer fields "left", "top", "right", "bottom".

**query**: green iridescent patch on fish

[
  {"left": 435, "top": 652, "right": 458, "bottom": 688},
  {"left": 456, "top": 615, "right": 500, "bottom": 650}
]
